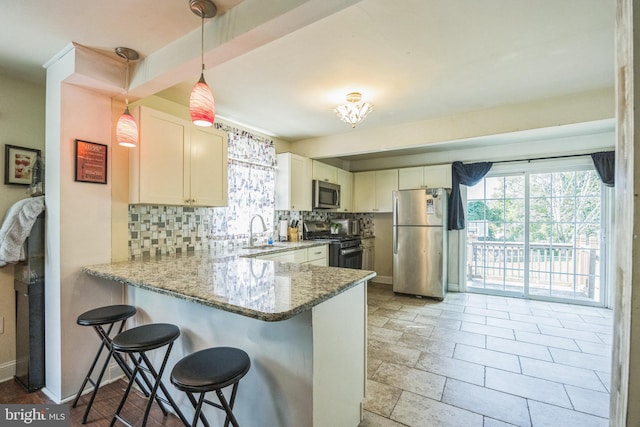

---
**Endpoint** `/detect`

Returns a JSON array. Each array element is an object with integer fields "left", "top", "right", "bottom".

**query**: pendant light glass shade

[
  {"left": 115, "top": 47, "right": 139, "bottom": 147},
  {"left": 189, "top": 0, "right": 217, "bottom": 127},
  {"left": 190, "top": 73, "right": 215, "bottom": 126},
  {"left": 116, "top": 106, "right": 138, "bottom": 147}
]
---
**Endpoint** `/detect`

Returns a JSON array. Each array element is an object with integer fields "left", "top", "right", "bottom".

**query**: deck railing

[{"left": 467, "top": 237, "right": 599, "bottom": 298}]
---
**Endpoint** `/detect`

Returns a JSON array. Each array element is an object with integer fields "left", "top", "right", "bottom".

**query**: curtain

[
  {"left": 207, "top": 125, "right": 276, "bottom": 239},
  {"left": 590, "top": 151, "right": 615, "bottom": 187},
  {"left": 448, "top": 161, "right": 493, "bottom": 230}
]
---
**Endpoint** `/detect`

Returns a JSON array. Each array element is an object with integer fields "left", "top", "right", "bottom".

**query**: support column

[{"left": 611, "top": 0, "right": 640, "bottom": 424}]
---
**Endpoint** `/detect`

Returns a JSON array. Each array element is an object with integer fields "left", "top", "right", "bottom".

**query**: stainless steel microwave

[{"left": 312, "top": 180, "right": 341, "bottom": 209}]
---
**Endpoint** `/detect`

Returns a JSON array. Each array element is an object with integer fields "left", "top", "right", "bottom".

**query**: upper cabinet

[
  {"left": 130, "top": 106, "right": 228, "bottom": 207},
  {"left": 398, "top": 164, "right": 452, "bottom": 190},
  {"left": 353, "top": 169, "right": 398, "bottom": 213},
  {"left": 312, "top": 160, "right": 338, "bottom": 184},
  {"left": 276, "top": 152, "right": 312, "bottom": 211},
  {"left": 336, "top": 168, "right": 353, "bottom": 213}
]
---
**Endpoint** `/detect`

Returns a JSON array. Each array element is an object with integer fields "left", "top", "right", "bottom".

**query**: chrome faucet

[{"left": 249, "top": 214, "right": 267, "bottom": 247}]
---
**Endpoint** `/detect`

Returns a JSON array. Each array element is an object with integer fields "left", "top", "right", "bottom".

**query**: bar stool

[
  {"left": 110, "top": 323, "right": 189, "bottom": 427},
  {"left": 170, "top": 347, "right": 251, "bottom": 427},
  {"left": 72, "top": 304, "right": 144, "bottom": 424}
]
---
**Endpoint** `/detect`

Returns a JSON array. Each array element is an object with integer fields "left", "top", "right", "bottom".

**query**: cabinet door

[
  {"left": 336, "top": 168, "right": 353, "bottom": 212},
  {"left": 362, "top": 247, "right": 375, "bottom": 271},
  {"left": 374, "top": 169, "right": 398, "bottom": 212},
  {"left": 291, "top": 155, "right": 312, "bottom": 211},
  {"left": 306, "top": 245, "right": 328, "bottom": 266},
  {"left": 423, "top": 164, "right": 452, "bottom": 189},
  {"left": 276, "top": 153, "right": 312, "bottom": 211},
  {"left": 257, "top": 249, "right": 307, "bottom": 263},
  {"left": 353, "top": 172, "right": 376, "bottom": 212},
  {"left": 136, "top": 107, "right": 187, "bottom": 205},
  {"left": 312, "top": 161, "right": 338, "bottom": 184},
  {"left": 398, "top": 167, "right": 424, "bottom": 190},
  {"left": 189, "top": 126, "right": 228, "bottom": 206}
]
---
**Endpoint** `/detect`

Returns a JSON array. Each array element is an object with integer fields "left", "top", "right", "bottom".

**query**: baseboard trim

[
  {"left": 448, "top": 283, "right": 460, "bottom": 292},
  {"left": 0, "top": 360, "right": 16, "bottom": 383},
  {"left": 372, "top": 276, "right": 392, "bottom": 285},
  {"left": 56, "top": 362, "right": 126, "bottom": 404}
]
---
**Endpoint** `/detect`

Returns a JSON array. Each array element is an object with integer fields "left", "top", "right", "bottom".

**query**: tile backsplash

[{"left": 129, "top": 206, "right": 375, "bottom": 259}]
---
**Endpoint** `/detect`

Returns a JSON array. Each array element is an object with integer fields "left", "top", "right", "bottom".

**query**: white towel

[{"left": 0, "top": 196, "right": 45, "bottom": 267}]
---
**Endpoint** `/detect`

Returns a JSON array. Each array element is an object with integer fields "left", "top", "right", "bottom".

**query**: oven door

[{"left": 330, "top": 245, "right": 363, "bottom": 269}]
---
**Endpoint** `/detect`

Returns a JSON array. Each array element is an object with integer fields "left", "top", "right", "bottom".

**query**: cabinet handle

[{"left": 191, "top": 198, "right": 196, "bottom": 204}]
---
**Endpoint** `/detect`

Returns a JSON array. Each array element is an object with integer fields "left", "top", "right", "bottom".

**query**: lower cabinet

[
  {"left": 255, "top": 245, "right": 328, "bottom": 267},
  {"left": 305, "top": 246, "right": 328, "bottom": 266},
  {"left": 361, "top": 238, "right": 375, "bottom": 271}
]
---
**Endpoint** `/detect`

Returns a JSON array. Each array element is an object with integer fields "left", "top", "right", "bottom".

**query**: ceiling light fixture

[
  {"left": 334, "top": 92, "right": 373, "bottom": 128},
  {"left": 189, "top": 0, "right": 217, "bottom": 127},
  {"left": 115, "top": 47, "right": 139, "bottom": 148}
]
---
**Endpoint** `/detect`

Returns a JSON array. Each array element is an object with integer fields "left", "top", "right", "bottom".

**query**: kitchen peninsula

[{"left": 82, "top": 242, "right": 375, "bottom": 427}]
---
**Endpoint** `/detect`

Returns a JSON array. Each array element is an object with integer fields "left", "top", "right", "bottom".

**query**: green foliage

[{"left": 467, "top": 170, "right": 601, "bottom": 244}]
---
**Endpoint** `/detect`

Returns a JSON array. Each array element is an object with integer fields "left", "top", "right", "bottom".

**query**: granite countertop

[{"left": 82, "top": 243, "right": 376, "bottom": 322}]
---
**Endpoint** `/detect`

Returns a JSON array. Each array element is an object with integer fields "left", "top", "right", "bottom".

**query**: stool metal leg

[
  {"left": 186, "top": 392, "right": 210, "bottom": 427},
  {"left": 111, "top": 343, "right": 189, "bottom": 427},
  {"left": 217, "top": 387, "right": 240, "bottom": 427},
  {"left": 138, "top": 348, "right": 190, "bottom": 426},
  {"left": 71, "top": 322, "right": 114, "bottom": 410},
  {"left": 72, "top": 319, "right": 151, "bottom": 424}
]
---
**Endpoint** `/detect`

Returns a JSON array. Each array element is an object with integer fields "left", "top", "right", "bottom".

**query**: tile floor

[{"left": 359, "top": 282, "right": 613, "bottom": 427}]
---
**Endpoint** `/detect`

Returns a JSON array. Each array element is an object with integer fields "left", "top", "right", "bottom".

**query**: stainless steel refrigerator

[{"left": 392, "top": 188, "right": 448, "bottom": 299}]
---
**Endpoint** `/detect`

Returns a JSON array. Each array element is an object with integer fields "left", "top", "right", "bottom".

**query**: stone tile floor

[{"left": 359, "top": 282, "right": 613, "bottom": 427}]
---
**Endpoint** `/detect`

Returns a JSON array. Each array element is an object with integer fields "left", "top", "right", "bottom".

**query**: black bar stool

[
  {"left": 72, "top": 304, "right": 144, "bottom": 424},
  {"left": 170, "top": 347, "right": 251, "bottom": 427},
  {"left": 110, "top": 323, "right": 189, "bottom": 427}
]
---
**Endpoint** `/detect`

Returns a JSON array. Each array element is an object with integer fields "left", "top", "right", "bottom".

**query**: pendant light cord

[
  {"left": 124, "top": 58, "right": 130, "bottom": 106},
  {"left": 200, "top": 10, "right": 205, "bottom": 73}
]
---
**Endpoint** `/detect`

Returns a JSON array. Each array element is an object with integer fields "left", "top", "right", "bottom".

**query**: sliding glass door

[{"left": 465, "top": 162, "right": 606, "bottom": 305}]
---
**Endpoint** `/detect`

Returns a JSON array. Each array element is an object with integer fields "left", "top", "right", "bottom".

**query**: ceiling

[{"left": 0, "top": 1, "right": 615, "bottom": 146}]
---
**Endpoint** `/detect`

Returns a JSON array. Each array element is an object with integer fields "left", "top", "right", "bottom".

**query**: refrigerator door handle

[{"left": 393, "top": 195, "right": 398, "bottom": 254}]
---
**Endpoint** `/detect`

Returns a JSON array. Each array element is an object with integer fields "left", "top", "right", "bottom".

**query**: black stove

[{"left": 303, "top": 222, "right": 363, "bottom": 269}]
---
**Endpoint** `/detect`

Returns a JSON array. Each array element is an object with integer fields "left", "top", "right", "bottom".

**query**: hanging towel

[{"left": 0, "top": 196, "right": 45, "bottom": 267}]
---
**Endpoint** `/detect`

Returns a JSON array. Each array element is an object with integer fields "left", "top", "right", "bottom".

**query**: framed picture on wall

[
  {"left": 4, "top": 144, "right": 41, "bottom": 185},
  {"left": 74, "top": 139, "right": 107, "bottom": 184}
]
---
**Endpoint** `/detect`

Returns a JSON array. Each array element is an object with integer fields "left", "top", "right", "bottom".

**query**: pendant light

[
  {"left": 189, "top": 0, "right": 217, "bottom": 127},
  {"left": 115, "top": 47, "right": 139, "bottom": 147}
]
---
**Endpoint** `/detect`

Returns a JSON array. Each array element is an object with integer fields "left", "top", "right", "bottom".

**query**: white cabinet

[
  {"left": 312, "top": 160, "right": 338, "bottom": 184},
  {"left": 398, "top": 164, "right": 452, "bottom": 190},
  {"left": 361, "top": 238, "right": 375, "bottom": 271},
  {"left": 130, "top": 106, "right": 228, "bottom": 206},
  {"left": 398, "top": 166, "right": 424, "bottom": 190},
  {"left": 305, "top": 245, "right": 328, "bottom": 266},
  {"left": 276, "top": 153, "right": 312, "bottom": 211},
  {"left": 336, "top": 168, "right": 353, "bottom": 213},
  {"left": 353, "top": 169, "right": 398, "bottom": 213},
  {"left": 424, "top": 164, "right": 452, "bottom": 188},
  {"left": 255, "top": 245, "right": 328, "bottom": 266},
  {"left": 257, "top": 248, "right": 307, "bottom": 263}
]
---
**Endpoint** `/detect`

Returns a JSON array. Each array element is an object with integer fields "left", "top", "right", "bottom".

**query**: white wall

[{"left": 0, "top": 74, "right": 45, "bottom": 381}]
